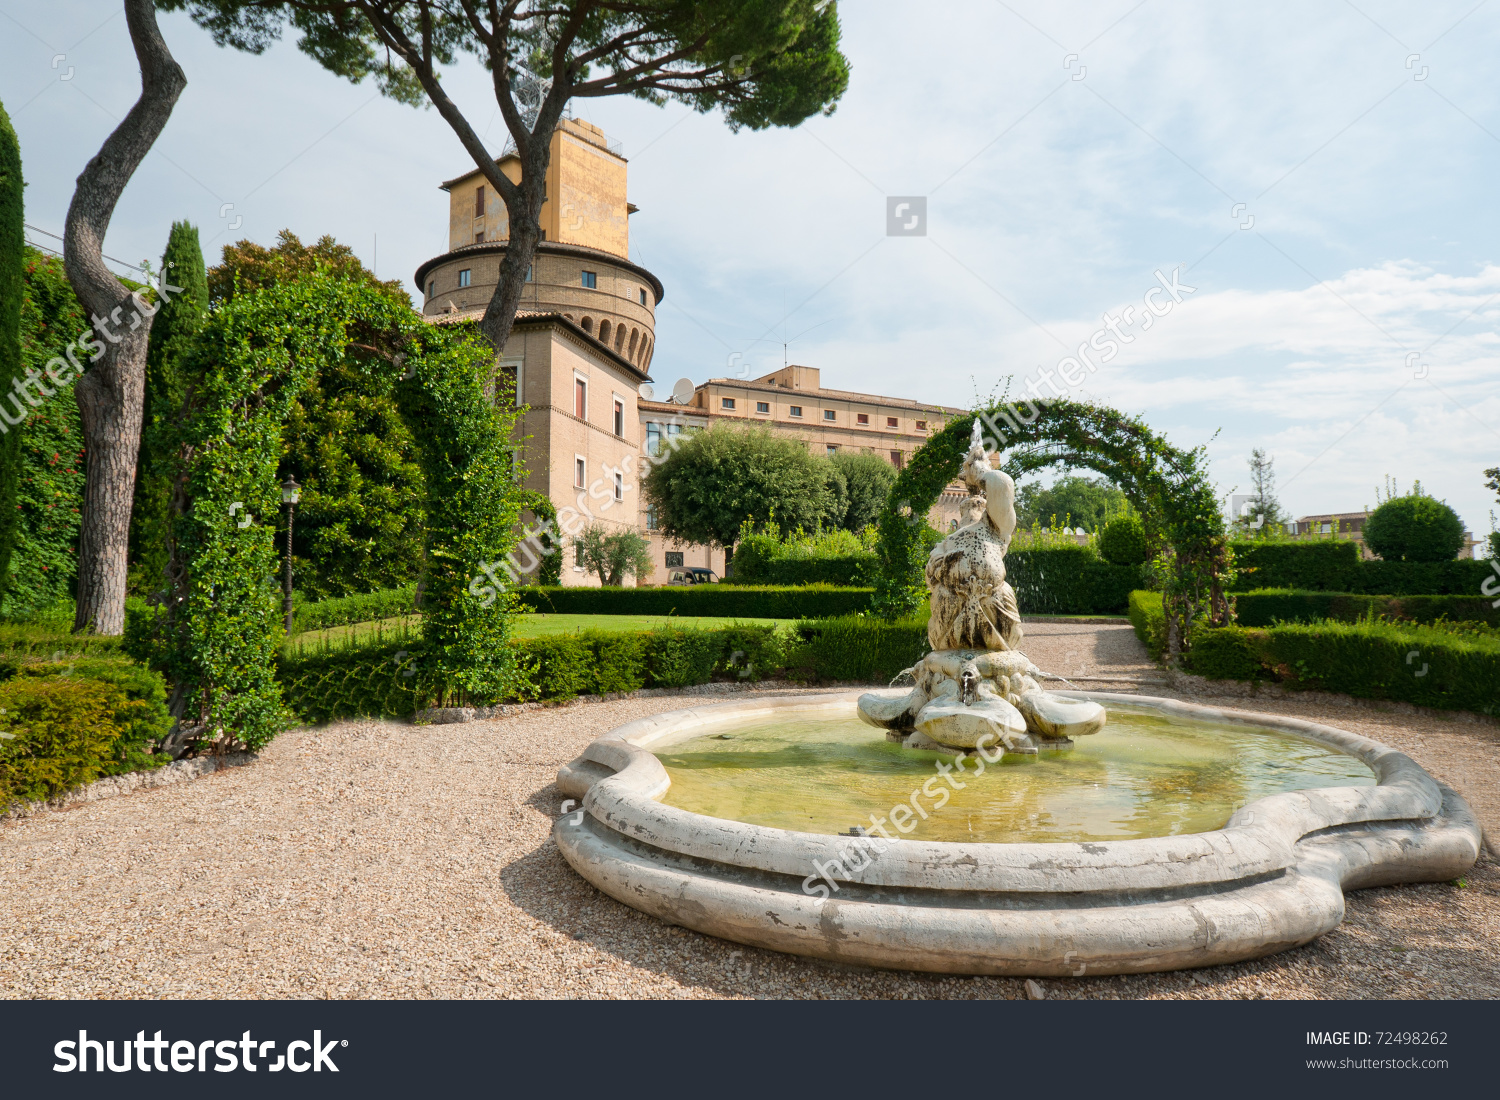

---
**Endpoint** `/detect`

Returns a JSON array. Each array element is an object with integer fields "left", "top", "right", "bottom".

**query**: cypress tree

[
  {"left": 129, "top": 221, "right": 207, "bottom": 596},
  {"left": 0, "top": 101, "right": 24, "bottom": 608}
]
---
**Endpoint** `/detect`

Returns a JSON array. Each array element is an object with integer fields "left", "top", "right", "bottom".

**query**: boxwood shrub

[
  {"left": 784, "top": 616, "right": 930, "bottom": 684},
  {"left": 0, "top": 656, "right": 171, "bottom": 808}
]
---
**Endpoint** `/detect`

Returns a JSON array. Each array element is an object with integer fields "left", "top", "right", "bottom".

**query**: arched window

[
  {"left": 599, "top": 319, "right": 612, "bottom": 345},
  {"left": 627, "top": 328, "right": 639, "bottom": 358},
  {"left": 642, "top": 336, "right": 653, "bottom": 368},
  {"left": 614, "top": 324, "right": 626, "bottom": 352},
  {"left": 581, "top": 317, "right": 593, "bottom": 334}
]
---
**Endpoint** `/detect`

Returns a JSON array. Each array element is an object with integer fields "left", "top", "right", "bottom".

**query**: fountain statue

[{"left": 857, "top": 422, "right": 1108, "bottom": 754}]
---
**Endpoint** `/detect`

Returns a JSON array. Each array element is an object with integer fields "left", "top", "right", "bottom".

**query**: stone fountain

[
  {"left": 858, "top": 422, "right": 1107, "bottom": 754},
  {"left": 551, "top": 428, "right": 1482, "bottom": 976}
]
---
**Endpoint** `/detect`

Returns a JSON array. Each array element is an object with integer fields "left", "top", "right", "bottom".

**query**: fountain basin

[{"left": 553, "top": 691, "right": 1481, "bottom": 976}]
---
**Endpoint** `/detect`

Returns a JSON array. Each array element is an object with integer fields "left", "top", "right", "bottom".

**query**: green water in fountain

[{"left": 654, "top": 706, "right": 1375, "bottom": 843}]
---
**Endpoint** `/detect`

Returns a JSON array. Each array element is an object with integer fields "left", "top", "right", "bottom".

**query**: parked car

[{"left": 666, "top": 567, "right": 719, "bottom": 586}]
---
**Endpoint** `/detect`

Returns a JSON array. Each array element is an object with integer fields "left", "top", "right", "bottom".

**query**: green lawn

[{"left": 284, "top": 612, "right": 793, "bottom": 655}]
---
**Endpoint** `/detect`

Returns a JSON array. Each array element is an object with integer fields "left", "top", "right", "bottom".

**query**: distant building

[{"left": 416, "top": 121, "right": 966, "bottom": 585}]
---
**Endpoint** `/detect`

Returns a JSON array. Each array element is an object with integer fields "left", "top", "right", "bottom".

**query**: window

[
  {"left": 646, "top": 422, "right": 662, "bottom": 456},
  {"left": 574, "top": 457, "right": 586, "bottom": 489},
  {"left": 826, "top": 445, "right": 838, "bottom": 455},
  {"left": 1320, "top": 522, "right": 1332, "bottom": 534},
  {"left": 756, "top": 401, "right": 770, "bottom": 414},
  {"left": 458, "top": 269, "right": 471, "bottom": 288},
  {"left": 646, "top": 505, "right": 657, "bottom": 531},
  {"left": 526, "top": 264, "right": 533, "bottom": 282},
  {"left": 474, "top": 185, "right": 485, "bottom": 219},
  {"left": 574, "top": 377, "right": 587, "bottom": 419},
  {"left": 857, "top": 413, "right": 869, "bottom": 425},
  {"left": 666, "top": 423, "right": 682, "bottom": 442},
  {"left": 950, "top": 519, "right": 959, "bottom": 531},
  {"left": 639, "top": 288, "right": 648, "bottom": 306},
  {"left": 721, "top": 397, "right": 736, "bottom": 410},
  {"left": 916, "top": 420, "right": 927, "bottom": 430},
  {"left": 891, "top": 450, "right": 904, "bottom": 469},
  {"left": 789, "top": 405, "right": 803, "bottom": 417},
  {"left": 614, "top": 472, "right": 623, "bottom": 501},
  {"left": 427, "top": 280, "right": 435, "bottom": 299},
  {"left": 665, "top": 551, "right": 684, "bottom": 568},
  {"left": 887, "top": 416, "right": 898, "bottom": 428},
  {"left": 823, "top": 409, "right": 836, "bottom": 422},
  {"left": 581, "top": 270, "right": 597, "bottom": 289},
  {"left": 613, "top": 398, "right": 624, "bottom": 437},
  {"left": 575, "top": 540, "right": 585, "bottom": 567}
]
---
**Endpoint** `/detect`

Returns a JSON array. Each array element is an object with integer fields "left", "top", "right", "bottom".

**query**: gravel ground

[{"left": 1, "top": 622, "right": 1495, "bottom": 1001}]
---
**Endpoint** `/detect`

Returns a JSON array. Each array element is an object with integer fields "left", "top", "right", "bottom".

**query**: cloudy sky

[{"left": 4, "top": 0, "right": 1498, "bottom": 541}]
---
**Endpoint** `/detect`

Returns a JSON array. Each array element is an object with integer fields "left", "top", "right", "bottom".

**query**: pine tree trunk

[{"left": 62, "top": 0, "right": 185, "bottom": 634}]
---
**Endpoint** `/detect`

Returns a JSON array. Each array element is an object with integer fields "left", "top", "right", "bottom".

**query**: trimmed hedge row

[
  {"left": 291, "top": 586, "right": 419, "bottom": 634},
  {"left": 0, "top": 656, "right": 171, "bottom": 809},
  {"left": 731, "top": 555, "right": 872, "bottom": 587},
  {"left": 512, "top": 584, "right": 873, "bottom": 619},
  {"left": 1236, "top": 589, "right": 1500, "bottom": 628},
  {"left": 1231, "top": 540, "right": 1495, "bottom": 595},
  {"left": 1126, "top": 589, "right": 1499, "bottom": 714},
  {"left": 275, "top": 617, "right": 940, "bottom": 723},
  {"left": 1006, "top": 547, "right": 1145, "bottom": 615}
]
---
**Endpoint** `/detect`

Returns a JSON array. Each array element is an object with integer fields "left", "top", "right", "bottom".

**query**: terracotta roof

[
  {"left": 420, "top": 309, "right": 652, "bottom": 384},
  {"left": 698, "top": 376, "right": 963, "bottom": 416}
]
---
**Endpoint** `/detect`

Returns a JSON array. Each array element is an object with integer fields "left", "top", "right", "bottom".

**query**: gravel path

[{"left": 2, "top": 623, "right": 1495, "bottom": 1001}]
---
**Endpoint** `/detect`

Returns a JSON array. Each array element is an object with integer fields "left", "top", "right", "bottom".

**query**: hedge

[
  {"left": 1127, "top": 589, "right": 1499, "bottom": 714},
  {"left": 1006, "top": 547, "right": 1145, "bottom": 615},
  {"left": 0, "top": 656, "right": 171, "bottom": 808},
  {"left": 1235, "top": 589, "right": 1500, "bottom": 628},
  {"left": 1231, "top": 540, "right": 1496, "bottom": 595},
  {"left": 291, "top": 586, "right": 419, "bottom": 634},
  {"left": 512, "top": 584, "right": 873, "bottom": 618},
  {"left": 785, "top": 616, "right": 930, "bottom": 684},
  {"left": 731, "top": 555, "right": 872, "bottom": 587},
  {"left": 1129, "top": 590, "right": 1168, "bottom": 660},
  {"left": 276, "top": 623, "right": 796, "bottom": 722}
]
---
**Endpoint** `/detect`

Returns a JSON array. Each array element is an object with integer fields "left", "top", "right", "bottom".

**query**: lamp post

[{"left": 281, "top": 475, "right": 300, "bottom": 632}]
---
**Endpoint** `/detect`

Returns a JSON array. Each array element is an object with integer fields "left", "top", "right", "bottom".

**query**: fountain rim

[{"left": 558, "top": 690, "right": 1446, "bottom": 896}]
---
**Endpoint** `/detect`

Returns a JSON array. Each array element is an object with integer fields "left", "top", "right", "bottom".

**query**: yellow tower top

[{"left": 440, "top": 118, "right": 634, "bottom": 259}]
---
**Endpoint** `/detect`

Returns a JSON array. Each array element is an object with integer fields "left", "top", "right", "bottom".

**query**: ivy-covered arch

[
  {"left": 134, "top": 273, "right": 527, "bottom": 750},
  {"left": 874, "top": 398, "right": 1232, "bottom": 665}
]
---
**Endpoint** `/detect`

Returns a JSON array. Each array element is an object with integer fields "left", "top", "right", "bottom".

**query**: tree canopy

[
  {"left": 164, "top": 0, "right": 849, "bottom": 351},
  {"left": 1015, "top": 473, "right": 1128, "bottom": 532},
  {"left": 642, "top": 422, "right": 836, "bottom": 550},
  {"left": 830, "top": 451, "right": 895, "bottom": 532}
]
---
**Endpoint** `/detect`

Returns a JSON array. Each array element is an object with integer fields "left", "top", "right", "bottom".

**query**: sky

[{"left": 3, "top": 0, "right": 1498, "bottom": 544}]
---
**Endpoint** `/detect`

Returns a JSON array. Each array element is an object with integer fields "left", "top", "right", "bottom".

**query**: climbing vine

[
  {"left": 131, "top": 274, "right": 527, "bottom": 750},
  {"left": 874, "top": 398, "right": 1233, "bottom": 665}
]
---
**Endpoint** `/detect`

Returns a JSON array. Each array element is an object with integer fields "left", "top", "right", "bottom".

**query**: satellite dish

[
  {"left": 637, "top": 382, "right": 654, "bottom": 400},
  {"left": 671, "top": 378, "right": 695, "bottom": 405}
]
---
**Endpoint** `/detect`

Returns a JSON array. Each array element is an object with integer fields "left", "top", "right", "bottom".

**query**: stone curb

[
  {"left": 413, "top": 680, "right": 880, "bottom": 724},
  {"left": 1, "top": 752, "right": 258, "bottom": 824},
  {"left": 1164, "top": 668, "right": 1500, "bottom": 727}
]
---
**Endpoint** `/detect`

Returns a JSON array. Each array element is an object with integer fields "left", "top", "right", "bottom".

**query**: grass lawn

[{"left": 284, "top": 612, "right": 793, "bottom": 656}]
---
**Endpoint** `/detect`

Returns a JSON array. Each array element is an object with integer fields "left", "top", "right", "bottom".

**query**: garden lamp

[{"left": 281, "top": 475, "right": 300, "bottom": 632}]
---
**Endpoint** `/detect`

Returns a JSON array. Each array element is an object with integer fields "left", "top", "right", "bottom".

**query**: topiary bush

[
  {"left": 1098, "top": 513, "right": 1148, "bottom": 566},
  {"left": 1364, "top": 495, "right": 1464, "bottom": 562},
  {"left": 0, "top": 658, "right": 171, "bottom": 808}
]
